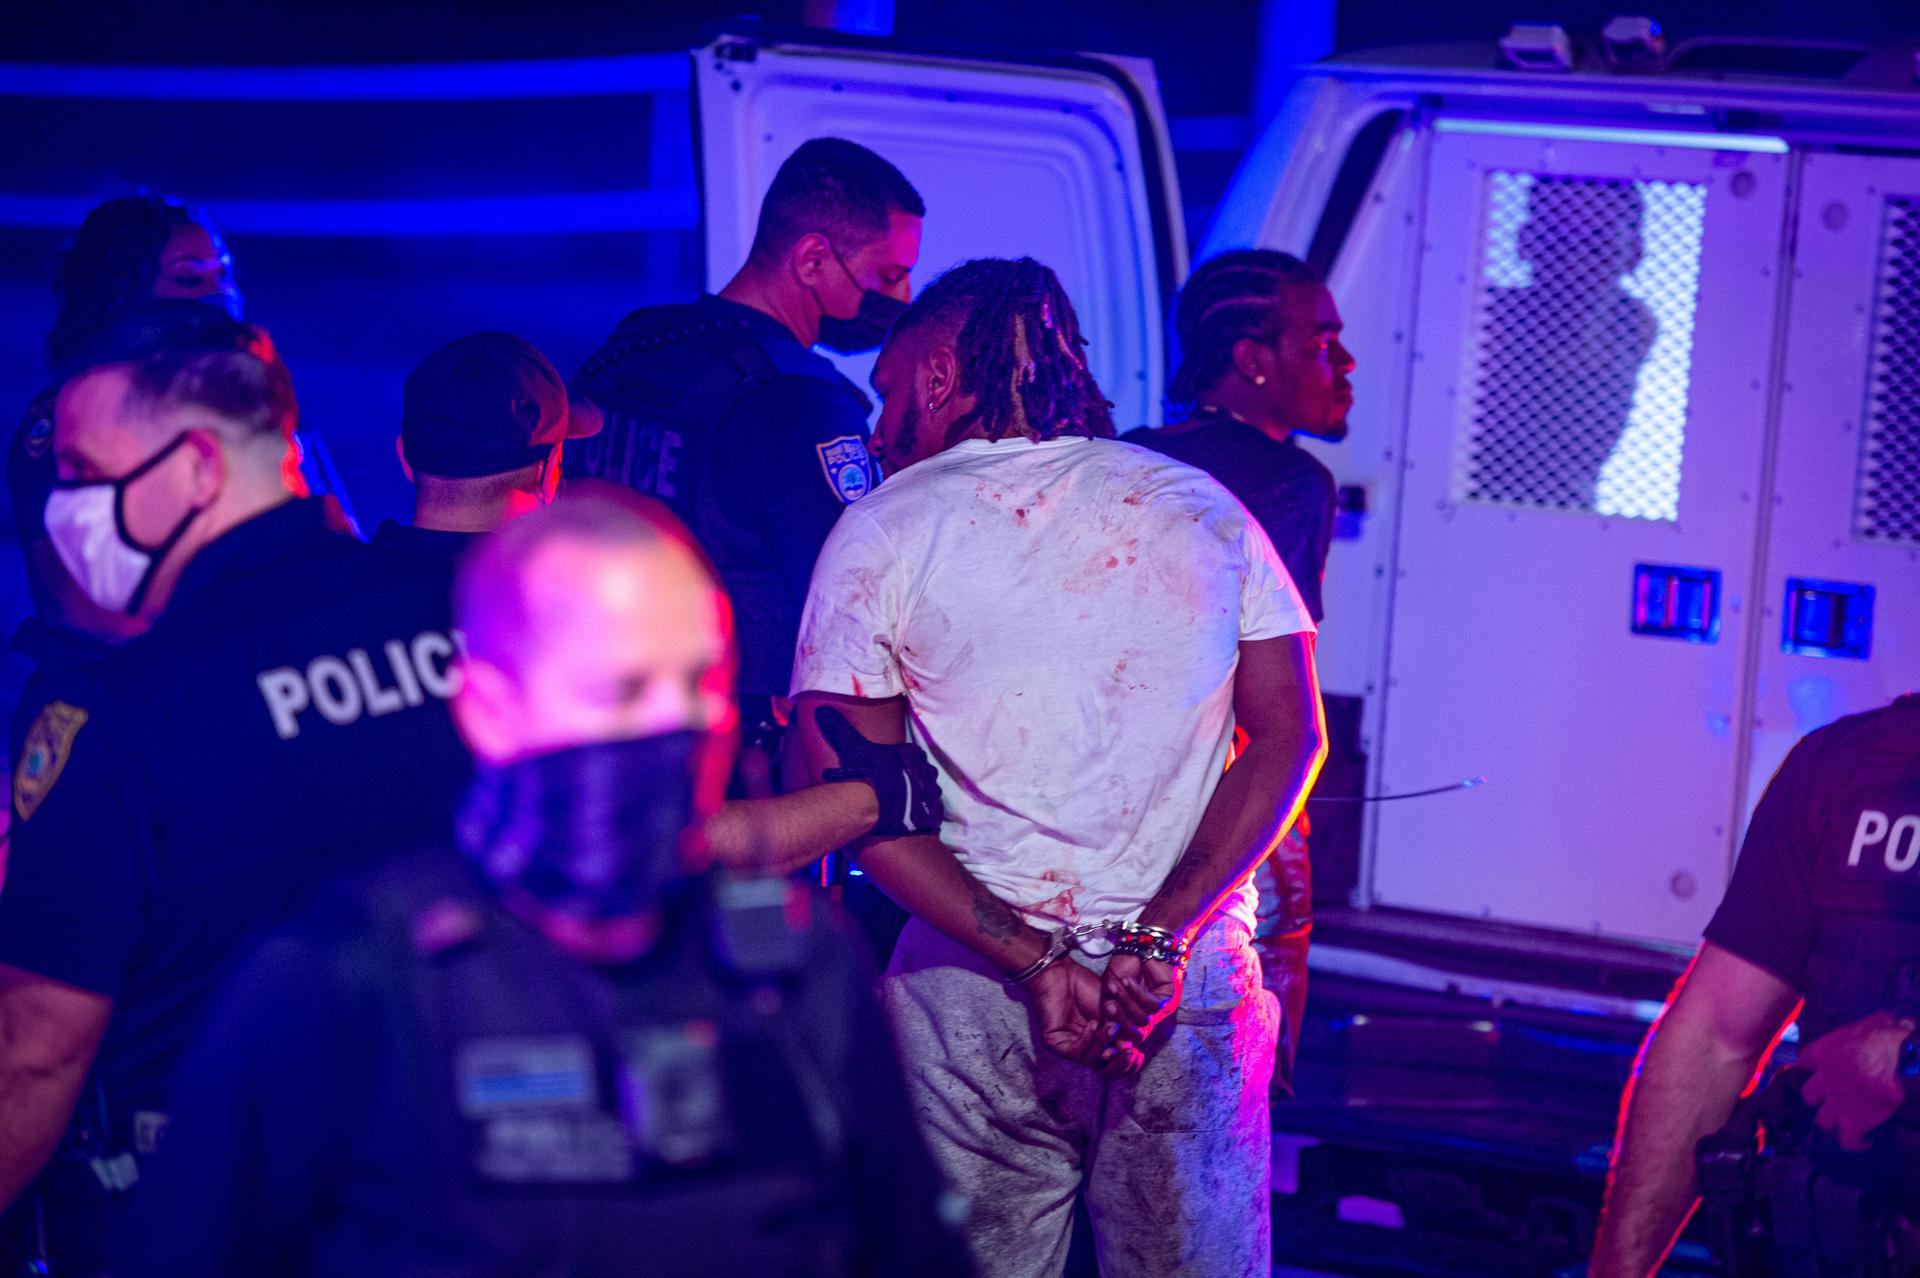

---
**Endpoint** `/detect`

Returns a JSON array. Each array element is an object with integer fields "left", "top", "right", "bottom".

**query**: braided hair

[
  {"left": 891, "top": 256, "right": 1114, "bottom": 446},
  {"left": 1167, "top": 249, "right": 1320, "bottom": 414}
]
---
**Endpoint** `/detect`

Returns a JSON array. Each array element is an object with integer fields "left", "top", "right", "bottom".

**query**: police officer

[
  {"left": 0, "top": 304, "right": 470, "bottom": 1272},
  {"left": 1125, "top": 249, "right": 1357, "bottom": 1090},
  {"left": 123, "top": 487, "right": 971, "bottom": 1278},
  {"left": 374, "top": 332, "right": 943, "bottom": 878},
  {"left": 372, "top": 331, "right": 599, "bottom": 579},
  {"left": 570, "top": 137, "right": 924, "bottom": 766},
  {"left": 1592, "top": 694, "right": 1920, "bottom": 1276}
]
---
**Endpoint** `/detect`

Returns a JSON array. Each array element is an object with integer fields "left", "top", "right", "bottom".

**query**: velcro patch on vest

[
  {"left": 621, "top": 1021, "right": 735, "bottom": 1167},
  {"left": 457, "top": 1035, "right": 635, "bottom": 1184},
  {"left": 14, "top": 700, "right": 88, "bottom": 822},
  {"left": 816, "top": 435, "right": 873, "bottom": 505},
  {"left": 458, "top": 1036, "right": 597, "bottom": 1115}
]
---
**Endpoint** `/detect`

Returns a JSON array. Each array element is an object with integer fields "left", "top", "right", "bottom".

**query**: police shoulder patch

[
  {"left": 815, "top": 435, "right": 873, "bottom": 505},
  {"left": 14, "top": 701, "right": 88, "bottom": 822}
]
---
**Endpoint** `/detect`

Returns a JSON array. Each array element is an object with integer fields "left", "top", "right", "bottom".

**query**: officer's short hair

[
  {"left": 748, "top": 138, "right": 925, "bottom": 265},
  {"left": 61, "top": 299, "right": 296, "bottom": 444},
  {"left": 455, "top": 482, "right": 720, "bottom": 676}
]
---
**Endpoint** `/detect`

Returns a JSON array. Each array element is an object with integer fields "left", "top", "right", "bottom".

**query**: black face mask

[
  {"left": 456, "top": 731, "right": 707, "bottom": 927},
  {"left": 816, "top": 246, "right": 908, "bottom": 355}
]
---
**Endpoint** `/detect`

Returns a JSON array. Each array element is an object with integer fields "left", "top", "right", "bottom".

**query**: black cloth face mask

[
  {"left": 816, "top": 246, "right": 908, "bottom": 355},
  {"left": 456, "top": 730, "right": 707, "bottom": 927}
]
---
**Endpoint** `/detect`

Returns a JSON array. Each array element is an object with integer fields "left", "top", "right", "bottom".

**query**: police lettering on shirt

[
  {"left": 595, "top": 412, "right": 684, "bottom": 502},
  {"left": 1849, "top": 808, "right": 1920, "bottom": 876},
  {"left": 256, "top": 628, "right": 464, "bottom": 740}
]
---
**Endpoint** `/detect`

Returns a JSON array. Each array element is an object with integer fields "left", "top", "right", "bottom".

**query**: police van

[
  {"left": 685, "top": 25, "right": 1920, "bottom": 1269},
  {"left": 694, "top": 24, "right": 1916, "bottom": 947}
]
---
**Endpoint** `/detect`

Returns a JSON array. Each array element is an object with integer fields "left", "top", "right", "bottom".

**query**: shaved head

[
  {"left": 456, "top": 484, "right": 699, "bottom": 671},
  {"left": 451, "top": 483, "right": 737, "bottom": 766}
]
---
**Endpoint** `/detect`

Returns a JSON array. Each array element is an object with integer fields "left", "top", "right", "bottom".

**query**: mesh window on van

[
  {"left": 1858, "top": 198, "right": 1920, "bottom": 547},
  {"left": 1454, "top": 171, "right": 1707, "bottom": 522}
]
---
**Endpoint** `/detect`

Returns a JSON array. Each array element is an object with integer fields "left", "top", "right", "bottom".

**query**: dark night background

[{"left": 0, "top": 0, "right": 1911, "bottom": 630}]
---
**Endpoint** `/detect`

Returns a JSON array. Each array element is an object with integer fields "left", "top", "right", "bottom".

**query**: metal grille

[
  {"left": 1455, "top": 172, "right": 1707, "bottom": 521},
  {"left": 1857, "top": 198, "right": 1920, "bottom": 545}
]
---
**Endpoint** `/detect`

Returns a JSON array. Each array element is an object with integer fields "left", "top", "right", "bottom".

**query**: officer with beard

[
  {"left": 570, "top": 138, "right": 922, "bottom": 780},
  {"left": 122, "top": 485, "right": 971, "bottom": 1278}
]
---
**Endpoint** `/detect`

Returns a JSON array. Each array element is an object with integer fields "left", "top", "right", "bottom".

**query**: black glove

[{"left": 814, "top": 705, "right": 945, "bottom": 839}]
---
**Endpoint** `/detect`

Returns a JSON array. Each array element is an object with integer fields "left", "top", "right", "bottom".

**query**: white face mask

[{"left": 44, "top": 434, "right": 203, "bottom": 616}]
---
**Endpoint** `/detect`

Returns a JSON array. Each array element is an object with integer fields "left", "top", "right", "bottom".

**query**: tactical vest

[{"left": 350, "top": 856, "right": 857, "bottom": 1273}]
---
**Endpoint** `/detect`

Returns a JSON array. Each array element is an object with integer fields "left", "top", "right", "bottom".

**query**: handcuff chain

[{"left": 1002, "top": 919, "right": 1131, "bottom": 986}]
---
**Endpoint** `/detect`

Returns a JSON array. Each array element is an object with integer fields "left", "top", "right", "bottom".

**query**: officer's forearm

[
  {"left": 708, "top": 785, "right": 878, "bottom": 876},
  {"left": 1591, "top": 1003, "right": 1765, "bottom": 1276},
  {"left": 856, "top": 833, "right": 1052, "bottom": 976},
  {"left": 0, "top": 971, "right": 111, "bottom": 1210}
]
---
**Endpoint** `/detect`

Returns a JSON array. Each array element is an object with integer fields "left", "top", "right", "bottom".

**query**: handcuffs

[{"left": 1003, "top": 919, "right": 1192, "bottom": 986}]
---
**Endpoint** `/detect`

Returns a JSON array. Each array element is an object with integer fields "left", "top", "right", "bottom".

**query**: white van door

[
  {"left": 1745, "top": 151, "right": 1920, "bottom": 816},
  {"left": 1370, "top": 125, "right": 1790, "bottom": 945},
  {"left": 691, "top": 33, "right": 1186, "bottom": 432}
]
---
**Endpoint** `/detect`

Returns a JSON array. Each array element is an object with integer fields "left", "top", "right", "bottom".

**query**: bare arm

[
  {"left": 1141, "top": 634, "right": 1326, "bottom": 938},
  {"left": 707, "top": 786, "right": 879, "bottom": 876},
  {"left": 788, "top": 691, "right": 1050, "bottom": 976},
  {"left": 1590, "top": 943, "right": 1801, "bottom": 1278},
  {"left": 0, "top": 964, "right": 112, "bottom": 1209}
]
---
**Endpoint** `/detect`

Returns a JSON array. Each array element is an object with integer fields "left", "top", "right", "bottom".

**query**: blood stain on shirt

[{"left": 1028, "top": 870, "right": 1080, "bottom": 924}]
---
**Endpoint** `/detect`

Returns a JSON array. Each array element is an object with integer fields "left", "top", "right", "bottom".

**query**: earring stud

[{"left": 1254, "top": 375, "right": 1268, "bottom": 386}]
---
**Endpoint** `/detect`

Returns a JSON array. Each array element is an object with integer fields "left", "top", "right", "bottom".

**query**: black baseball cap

[{"left": 401, "top": 332, "right": 594, "bottom": 479}]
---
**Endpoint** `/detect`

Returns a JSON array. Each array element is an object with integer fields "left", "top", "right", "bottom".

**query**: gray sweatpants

[{"left": 881, "top": 915, "right": 1279, "bottom": 1278}]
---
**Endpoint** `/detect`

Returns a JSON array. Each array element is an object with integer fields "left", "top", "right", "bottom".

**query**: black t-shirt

[
  {"left": 124, "top": 852, "right": 970, "bottom": 1278},
  {"left": 368, "top": 519, "right": 475, "bottom": 616},
  {"left": 1123, "top": 417, "right": 1336, "bottom": 621},
  {"left": 570, "top": 295, "right": 877, "bottom": 698},
  {"left": 1705, "top": 694, "right": 1920, "bottom": 1043},
  {"left": 369, "top": 519, "right": 476, "bottom": 574},
  {"left": 0, "top": 501, "right": 471, "bottom": 1136}
]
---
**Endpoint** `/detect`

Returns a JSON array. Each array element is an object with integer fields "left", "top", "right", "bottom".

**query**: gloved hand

[{"left": 814, "top": 705, "right": 946, "bottom": 839}]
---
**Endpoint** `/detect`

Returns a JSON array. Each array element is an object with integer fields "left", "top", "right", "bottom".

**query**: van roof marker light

[{"left": 1434, "top": 117, "right": 1789, "bottom": 154}]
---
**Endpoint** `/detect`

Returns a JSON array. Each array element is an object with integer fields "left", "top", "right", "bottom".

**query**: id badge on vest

[{"left": 454, "top": 1025, "right": 735, "bottom": 1186}]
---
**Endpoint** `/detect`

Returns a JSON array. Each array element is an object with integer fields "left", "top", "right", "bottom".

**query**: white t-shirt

[{"left": 791, "top": 435, "right": 1313, "bottom": 933}]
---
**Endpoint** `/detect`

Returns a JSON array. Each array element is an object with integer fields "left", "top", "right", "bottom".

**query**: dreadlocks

[
  {"left": 891, "top": 257, "right": 1115, "bottom": 446},
  {"left": 1167, "top": 250, "right": 1321, "bottom": 414}
]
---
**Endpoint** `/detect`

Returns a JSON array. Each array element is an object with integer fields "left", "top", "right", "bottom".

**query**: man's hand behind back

[
  {"left": 1101, "top": 953, "right": 1183, "bottom": 1055},
  {"left": 1027, "top": 959, "right": 1144, "bottom": 1076}
]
